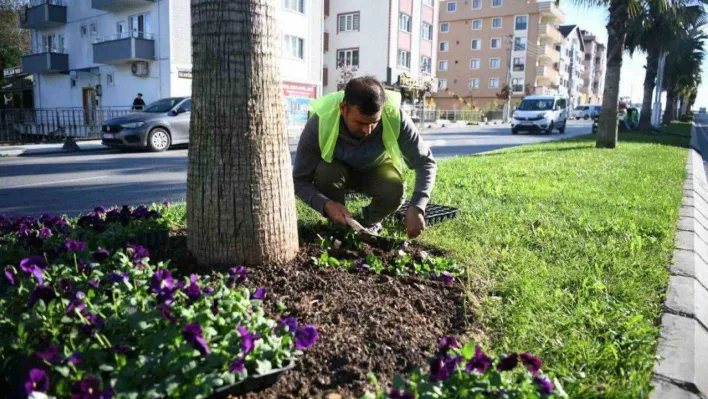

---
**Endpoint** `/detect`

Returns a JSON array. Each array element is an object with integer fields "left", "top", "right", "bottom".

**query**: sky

[{"left": 562, "top": 2, "right": 708, "bottom": 108}]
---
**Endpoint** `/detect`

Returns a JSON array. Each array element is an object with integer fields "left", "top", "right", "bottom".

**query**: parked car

[
  {"left": 511, "top": 95, "right": 568, "bottom": 135},
  {"left": 101, "top": 97, "right": 191, "bottom": 152},
  {"left": 571, "top": 104, "right": 601, "bottom": 120}
]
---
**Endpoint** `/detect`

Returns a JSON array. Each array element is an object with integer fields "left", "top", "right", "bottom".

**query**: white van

[
  {"left": 571, "top": 104, "right": 601, "bottom": 120},
  {"left": 511, "top": 95, "right": 568, "bottom": 134}
]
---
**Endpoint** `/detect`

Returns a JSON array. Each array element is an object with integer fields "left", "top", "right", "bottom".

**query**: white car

[
  {"left": 571, "top": 105, "right": 601, "bottom": 120},
  {"left": 512, "top": 95, "right": 568, "bottom": 135}
]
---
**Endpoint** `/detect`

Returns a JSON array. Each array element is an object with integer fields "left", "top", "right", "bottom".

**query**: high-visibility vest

[{"left": 309, "top": 90, "right": 404, "bottom": 173}]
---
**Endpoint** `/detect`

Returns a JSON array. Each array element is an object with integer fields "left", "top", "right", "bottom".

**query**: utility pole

[
  {"left": 503, "top": 34, "right": 513, "bottom": 123},
  {"left": 652, "top": 49, "right": 667, "bottom": 128}
]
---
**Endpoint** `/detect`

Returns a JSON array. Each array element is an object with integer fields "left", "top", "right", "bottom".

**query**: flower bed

[{"left": 0, "top": 205, "right": 317, "bottom": 399}]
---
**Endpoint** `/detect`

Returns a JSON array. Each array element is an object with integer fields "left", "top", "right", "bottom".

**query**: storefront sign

[
  {"left": 282, "top": 81, "right": 317, "bottom": 125},
  {"left": 282, "top": 82, "right": 317, "bottom": 99},
  {"left": 178, "top": 71, "right": 192, "bottom": 79},
  {"left": 3, "top": 67, "right": 22, "bottom": 78},
  {"left": 397, "top": 74, "right": 438, "bottom": 93}
]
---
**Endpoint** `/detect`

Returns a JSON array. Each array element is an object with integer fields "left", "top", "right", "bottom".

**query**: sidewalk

[{"left": 0, "top": 139, "right": 110, "bottom": 157}]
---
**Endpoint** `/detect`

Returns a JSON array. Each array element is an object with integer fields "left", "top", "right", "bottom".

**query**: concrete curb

[
  {"left": 0, "top": 140, "right": 112, "bottom": 157},
  {"left": 651, "top": 123, "right": 708, "bottom": 399}
]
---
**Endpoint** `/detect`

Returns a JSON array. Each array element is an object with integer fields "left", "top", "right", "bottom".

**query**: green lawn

[
  {"left": 296, "top": 124, "right": 691, "bottom": 397},
  {"left": 168, "top": 123, "right": 691, "bottom": 398}
]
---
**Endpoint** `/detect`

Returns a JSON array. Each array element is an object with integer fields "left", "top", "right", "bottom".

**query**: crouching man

[{"left": 292, "top": 76, "right": 436, "bottom": 238}]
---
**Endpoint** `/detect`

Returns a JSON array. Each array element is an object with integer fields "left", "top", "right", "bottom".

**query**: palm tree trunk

[
  {"left": 597, "top": 0, "right": 628, "bottom": 148},
  {"left": 662, "top": 84, "right": 675, "bottom": 124},
  {"left": 639, "top": 48, "right": 659, "bottom": 130},
  {"left": 187, "top": 0, "right": 299, "bottom": 267},
  {"left": 680, "top": 94, "right": 689, "bottom": 116}
]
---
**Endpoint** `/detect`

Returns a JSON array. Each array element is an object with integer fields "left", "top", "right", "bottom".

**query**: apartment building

[
  {"left": 322, "top": 0, "right": 440, "bottom": 104},
  {"left": 580, "top": 28, "right": 605, "bottom": 105},
  {"left": 19, "top": 0, "right": 322, "bottom": 125},
  {"left": 557, "top": 25, "right": 585, "bottom": 108},
  {"left": 433, "top": 0, "right": 565, "bottom": 110}
]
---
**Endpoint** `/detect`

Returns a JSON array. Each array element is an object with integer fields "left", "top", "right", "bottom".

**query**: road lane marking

[{"left": 1, "top": 175, "right": 111, "bottom": 190}]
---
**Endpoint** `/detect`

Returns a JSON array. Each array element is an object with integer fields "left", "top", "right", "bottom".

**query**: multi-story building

[
  {"left": 19, "top": 0, "right": 322, "bottom": 125},
  {"left": 580, "top": 28, "right": 605, "bottom": 105},
  {"left": 557, "top": 24, "right": 585, "bottom": 108},
  {"left": 322, "top": 0, "right": 440, "bottom": 105}
]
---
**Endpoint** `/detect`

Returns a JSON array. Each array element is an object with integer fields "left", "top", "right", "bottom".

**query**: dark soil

[{"left": 152, "top": 231, "right": 471, "bottom": 399}]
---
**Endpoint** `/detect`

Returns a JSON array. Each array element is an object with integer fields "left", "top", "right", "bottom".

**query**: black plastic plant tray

[
  {"left": 121, "top": 230, "right": 169, "bottom": 248},
  {"left": 393, "top": 202, "right": 460, "bottom": 226},
  {"left": 207, "top": 361, "right": 295, "bottom": 399}
]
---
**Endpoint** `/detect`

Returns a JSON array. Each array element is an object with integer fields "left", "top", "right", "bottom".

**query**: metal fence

[{"left": 0, "top": 107, "right": 133, "bottom": 144}]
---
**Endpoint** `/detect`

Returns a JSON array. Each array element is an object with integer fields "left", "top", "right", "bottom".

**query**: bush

[
  {"left": 363, "top": 338, "right": 567, "bottom": 399},
  {"left": 680, "top": 112, "right": 694, "bottom": 122}
]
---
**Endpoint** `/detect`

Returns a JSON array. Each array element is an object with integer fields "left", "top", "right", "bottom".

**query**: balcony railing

[
  {"left": 19, "top": 0, "right": 67, "bottom": 29},
  {"left": 94, "top": 31, "right": 155, "bottom": 43},
  {"left": 21, "top": 46, "right": 68, "bottom": 74},
  {"left": 93, "top": 31, "right": 155, "bottom": 64},
  {"left": 538, "top": 23, "right": 563, "bottom": 44},
  {"left": 513, "top": 64, "right": 525, "bottom": 72},
  {"left": 91, "top": 0, "right": 154, "bottom": 11}
]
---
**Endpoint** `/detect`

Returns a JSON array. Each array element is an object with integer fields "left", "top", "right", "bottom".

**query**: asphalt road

[{"left": 0, "top": 120, "right": 593, "bottom": 217}]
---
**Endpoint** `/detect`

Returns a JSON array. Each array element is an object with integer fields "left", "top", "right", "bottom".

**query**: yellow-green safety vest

[{"left": 309, "top": 90, "right": 404, "bottom": 173}]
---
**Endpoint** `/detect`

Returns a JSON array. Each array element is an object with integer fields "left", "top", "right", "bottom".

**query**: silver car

[{"left": 101, "top": 97, "right": 191, "bottom": 151}]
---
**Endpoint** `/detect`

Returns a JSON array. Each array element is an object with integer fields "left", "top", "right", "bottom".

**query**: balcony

[
  {"left": 537, "top": 45, "right": 559, "bottom": 66},
  {"left": 538, "top": 1, "right": 564, "bottom": 24},
  {"left": 19, "top": 0, "right": 67, "bottom": 30},
  {"left": 93, "top": 32, "right": 155, "bottom": 65},
  {"left": 538, "top": 24, "right": 563, "bottom": 44},
  {"left": 21, "top": 46, "right": 68, "bottom": 74},
  {"left": 536, "top": 65, "right": 559, "bottom": 86},
  {"left": 91, "top": 0, "right": 154, "bottom": 11}
]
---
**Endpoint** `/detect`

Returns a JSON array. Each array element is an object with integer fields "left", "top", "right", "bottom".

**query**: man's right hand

[{"left": 323, "top": 200, "right": 351, "bottom": 226}]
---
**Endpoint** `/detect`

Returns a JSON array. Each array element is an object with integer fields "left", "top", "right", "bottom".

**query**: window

[
  {"left": 57, "top": 34, "right": 65, "bottom": 51},
  {"left": 337, "top": 48, "right": 359, "bottom": 66},
  {"left": 472, "top": 20, "right": 482, "bottom": 30},
  {"left": 116, "top": 21, "right": 125, "bottom": 34},
  {"left": 398, "top": 50, "right": 411, "bottom": 69},
  {"left": 106, "top": 73, "right": 114, "bottom": 86},
  {"left": 469, "top": 78, "right": 480, "bottom": 89},
  {"left": 512, "top": 78, "right": 524, "bottom": 92},
  {"left": 514, "top": 36, "right": 527, "bottom": 51},
  {"left": 447, "top": 2, "right": 456, "bottom": 12},
  {"left": 472, "top": 0, "right": 481, "bottom": 9},
  {"left": 490, "top": 37, "right": 501, "bottom": 49},
  {"left": 284, "top": 35, "right": 304, "bottom": 59},
  {"left": 338, "top": 12, "right": 360, "bottom": 32},
  {"left": 489, "top": 78, "right": 500, "bottom": 88},
  {"left": 439, "top": 79, "right": 448, "bottom": 89},
  {"left": 90, "top": 23, "right": 97, "bottom": 36},
  {"left": 471, "top": 39, "right": 481, "bottom": 50},
  {"left": 421, "top": 56, "right": 432, "bottom": 74},
  {"left": 283, "top": 0, "right": 304, "bottom": 13},
  {"left": 422, "top": 23, "right": 433, "bottom": 40},
  {"left": 513, "top": 57, "right": 525, "bottom": 71},
  {"left": 440, "top": 23, "right": 450, "bottom": 33},
  {"left": 438, "top": 60, "right": 448, "bottom": 71},
  {"left": 399, "top": 14, "right": 412, "bottom": 32},
  {"left": 515, "top": 16, "right": 528, "bottom": 30},
  {"left": 489, "top": 58, "right": 501, "bottom": 69},
  {"left": 470, "top": 58, "right": 480, "bottom": 69},
  {"left": 493, "top": 0, "right": 502, "bottom": 6},
  {"left": 423, "top": 0, "right": 434, "bottom": 5},
  {"left": 492, "top": 17, "right": 502, "bottom": 28},
  {"left": 180, "top": 99, "right": 192, "bottom": 112},
  {"left": 129, "top": 13, "right": 152, "bottom": 37},
  {"left": 80, "top": 25, "right": 87, "bottom": 37},
  {"left": 439, "top": 41, "right": 449, "bottom": 52}
]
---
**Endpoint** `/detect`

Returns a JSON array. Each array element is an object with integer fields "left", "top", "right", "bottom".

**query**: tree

[
  {"left": 187, "top": 0, "right": 299, "bottom": 267},
  {"left": 336, "top": 61, "right": 358, "bottom": 91},
  {"left": 0, "top": 7, "right": 30, "bottom": 81},
  {"left": 662, "top": 27, "right": 706, "bottom": 123}
]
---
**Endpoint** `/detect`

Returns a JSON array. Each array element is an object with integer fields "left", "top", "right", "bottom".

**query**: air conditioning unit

[{"left": 131, "top": 61, "right": 149, "bottom": 77}]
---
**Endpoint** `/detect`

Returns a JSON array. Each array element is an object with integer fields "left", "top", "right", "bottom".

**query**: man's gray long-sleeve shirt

[{"left": 293, "top": 111, "right": 437, "bottom": 215}]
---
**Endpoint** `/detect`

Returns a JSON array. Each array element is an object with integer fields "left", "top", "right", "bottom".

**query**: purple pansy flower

[
  {"left": 4, "top": 266, "right": 17, "bottom": 286},
  {"left": 24, "top": 369, "right": 50, "bottom": 395},
  {"left": 107, "top": 272, "right": 129, "bottom": 284},
  {"left": 151, "top": 269, "right": 175, "bottom": 304},
  {"left": 438, "top": 336, "right": 460, "bottom": 354},
  {"left": 35, "top": 344, "right": 60, "bottom": 363},
  {"left": 466, "top": 347, "right": 493, "bottom": 374},
  {"left": 67, "top": 351, "right": 82, "bottom": 365},
  {"left": 75, "top": 291, "right": 86, "bottom": 300},
  {"left": 237, "top": 325, "right": 261, "bottom": 354},
  {"left": 20, "top": 256, "right": 48, "bottom": 271},
  {"left": 229, "top": 357, "right": 245, "bottom": 373},
  {"left": 430, "top": 355, "right": 462, "bottom": 382},
  {"left": 94, "top": 206, "right": 106, "bottom": 214},
  {"left": 157, "top": 305, "right": 178, "bottom": 324},
  {"left": 520, "top": 352, "right": 542, "bottom": 376},
  {"left": 534, "top": 376, "right": 554, "bottom": 395},
  {"left": 29, "top": 284, "right": 56, "bottom": 307},
  {"left": 252, "top": 287, "right": 266, "bottom": 300},
  {"left": 78, "top": 261, "right": 92, "bottom": 276},
  {"left": 226, "top": 266, "right": 247, "bottom": 288},
  {"left": 211, "top": 299, "right": 220, "bottom": 316},
  {"left": 127, "top": 243, "right": 149, "bottom": 266},
  {"left": 39, "top": 227, "right": 53, "bottom": 239},
  {"left": 92, "top": 249, "right": 111, "bottom": 263},
  {"left": 65, "top": 239, "right": 86, "bottom": 252},
  {"left": 67, "top": 299, "right": 86, "bottom": 316},
  {"left": 71, "top": 375, "right": 102, "bottom": 399},
  {"left": 497, "top": 353, "right": 519, "bottom": 372},
  {"left": 388, "top": 388, "right": 415, "bottom": 399},
  {"left": 185, "top": 274, "right": 202, "bottom": 304},
  {"left": 276, "top": 317, "right": 299, "bottom": 335},
  {"left": 59, "top": 278, "right": 74, "bottom": 296},
  {"left": 163, "top": 201, "right": 170, "bottom": 208},
  {"left": 295, "top": 325, "right": 319, "bottom": 350},
  {"left": 81, "top": 314, "right": 105, "bottom": 337},
  {"left": 89, "top": 279, "right": 100, "bottom": 289},
  {"left": 204, "top": 286, "right": 214, "bottom": 295},
  {"left": 183, "top": 323, "right": 210, "bottom": 356},
  {"left": 432, "top": 271, "right": 455, "bottom": 285}
]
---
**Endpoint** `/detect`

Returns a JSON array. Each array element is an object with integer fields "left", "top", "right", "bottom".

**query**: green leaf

[
  {"left": 462, "top": 343, "right": 476, "bottom": 360},
  {"left": 137, "top": 321, "right": 151, "bottom": 330},
  {"left": 99, "top": 364, "right": 115, "bottom": 372},
  {"left": 255, "top": 359, "right": 272, "bottom": 375},
  {"left": 55, "top": 365, "right": 70, "bottom": 377}
]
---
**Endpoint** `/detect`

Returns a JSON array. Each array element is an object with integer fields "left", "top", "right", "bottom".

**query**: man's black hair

[{"left": 343, "top": 76, "right": 386, "bottom": 116}]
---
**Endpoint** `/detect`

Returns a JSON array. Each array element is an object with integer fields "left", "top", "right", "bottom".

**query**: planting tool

[{"left": 345, "top": 216, "right": 398, "bottom": 250}]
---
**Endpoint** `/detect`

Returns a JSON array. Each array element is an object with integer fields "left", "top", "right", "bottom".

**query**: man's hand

[
  {"left": 405, "top": 206, "right": 426, "bottom": 238},
  {"left": 324, "top": 200, "right": 352, "bottom": 226}
]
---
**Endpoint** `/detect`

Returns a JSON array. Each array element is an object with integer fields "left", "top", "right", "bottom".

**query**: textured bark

[
  {"left": 662, "top": 84, "right": 676, "bottom": 124},
  {"left": 680, "top": 94, "right": 689, "bottom": 116},
  {"left": 187, "top": 0, "right": 299, "bottom": 267},
  {"left": 639, "top": 48, "right": 658, "bottom": 130},
  {"left": 597, "top": 0, "right": 627, "bottom": 149}
]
